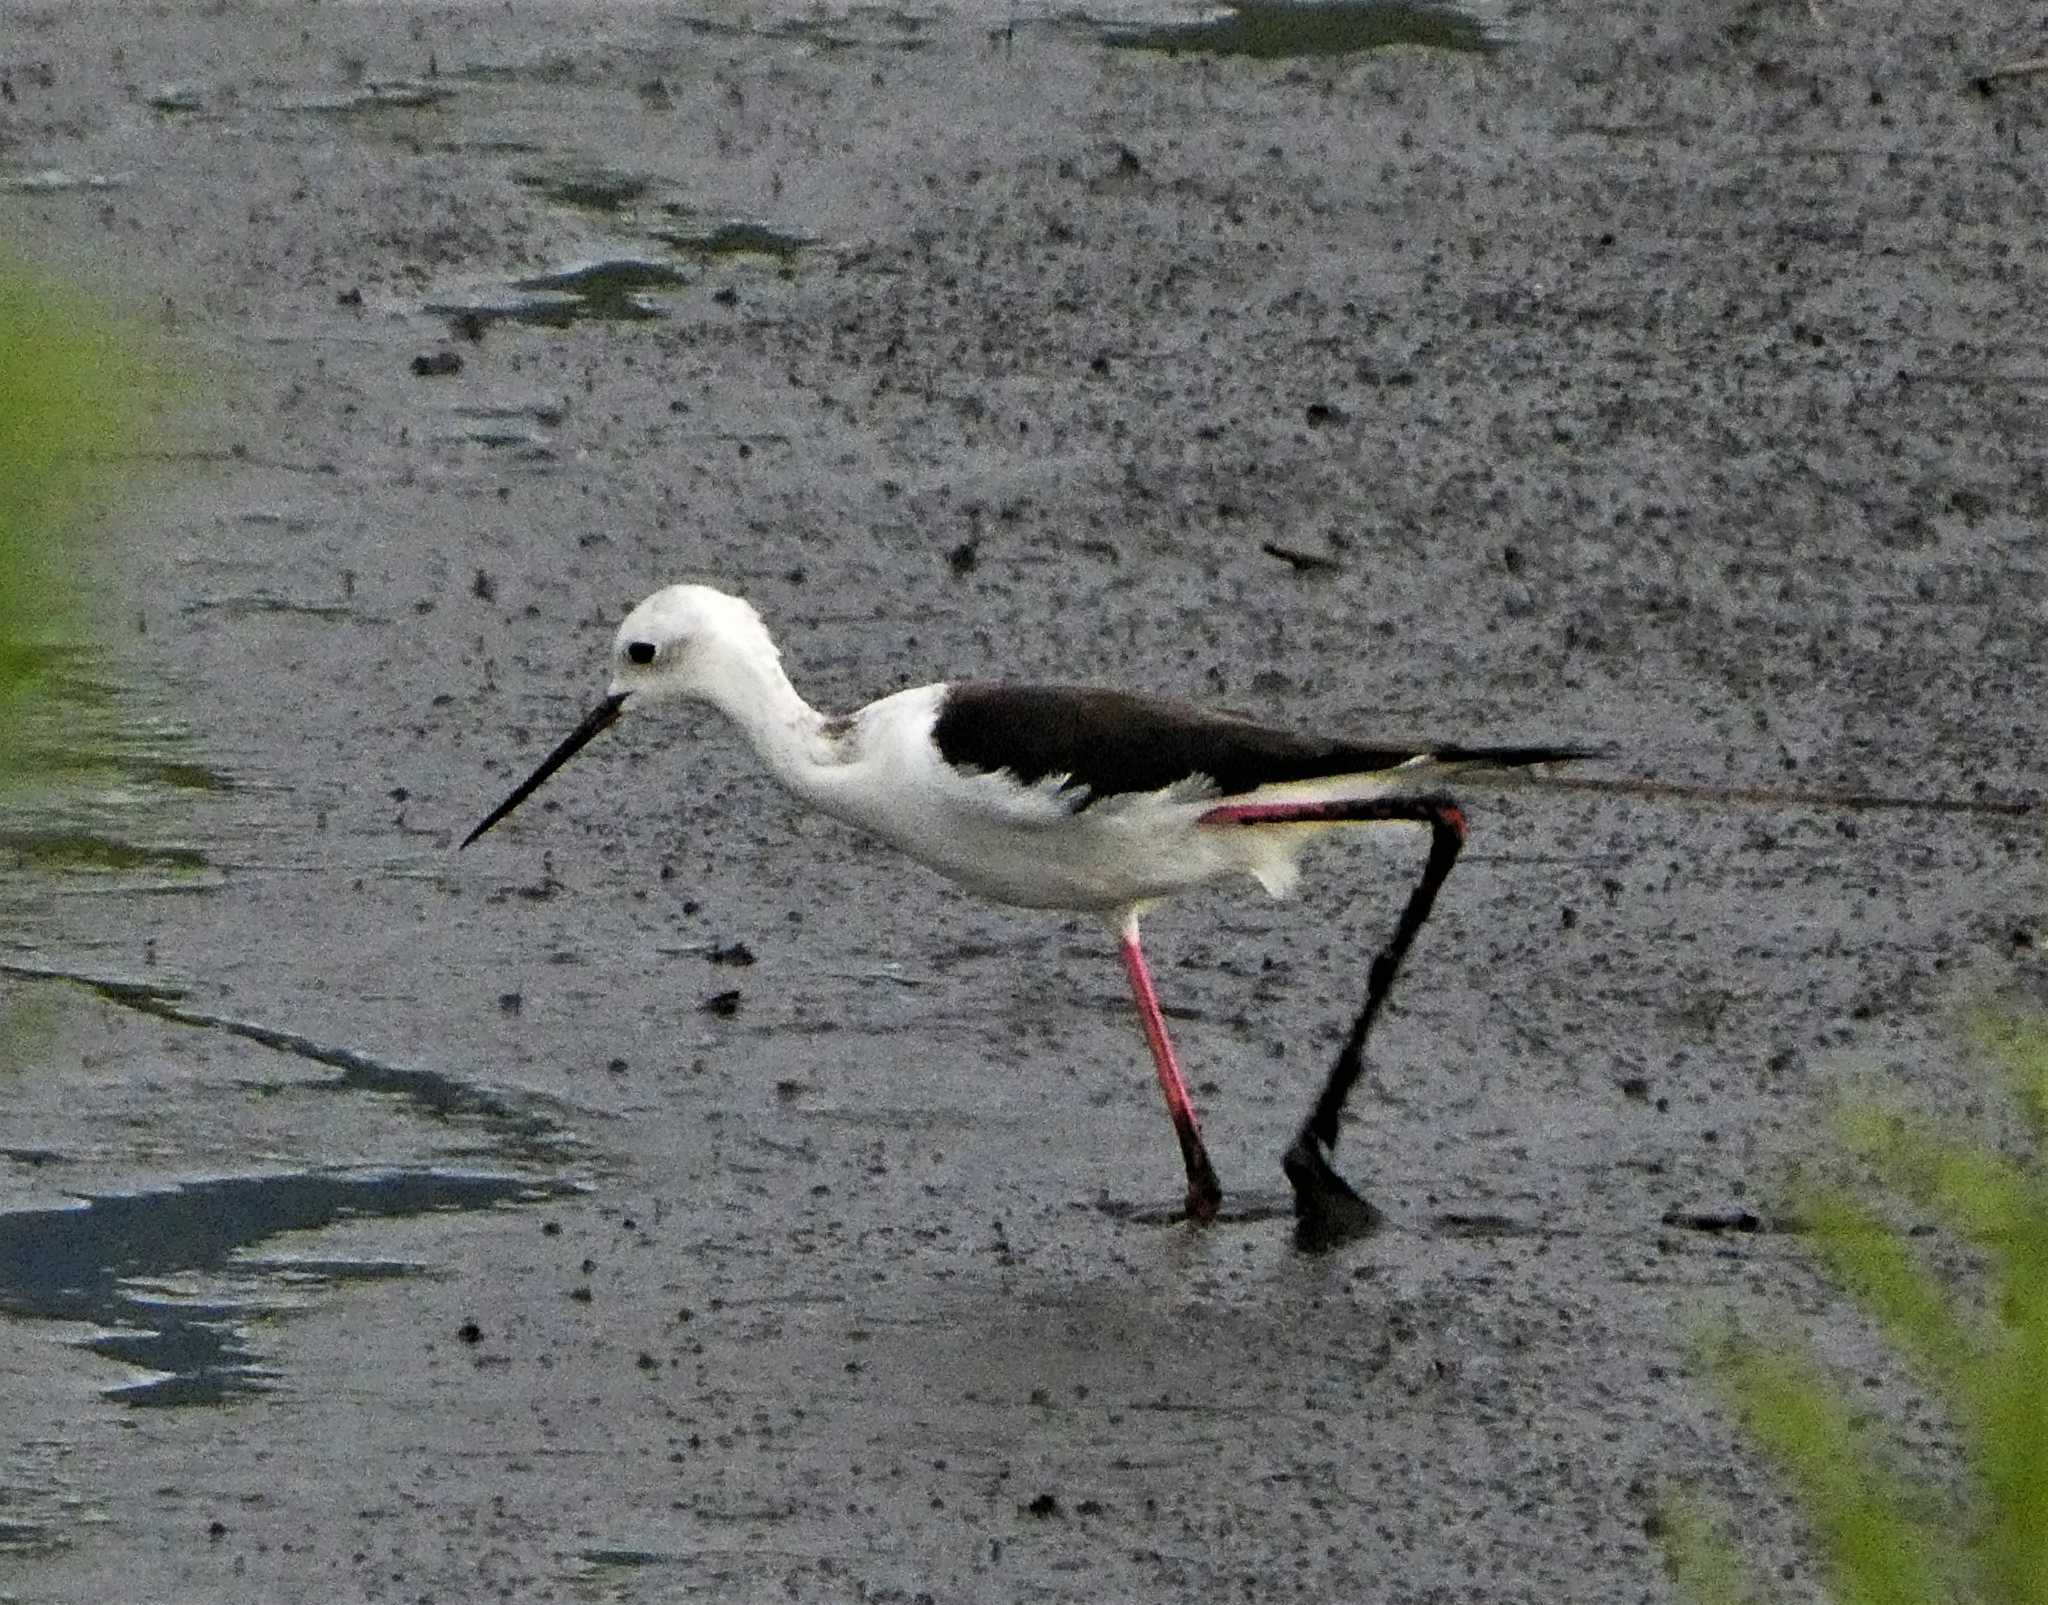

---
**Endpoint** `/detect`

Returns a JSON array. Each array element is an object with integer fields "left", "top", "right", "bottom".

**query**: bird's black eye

[{"left": 626, "top": 641, "right": 656, "bottom": 666}]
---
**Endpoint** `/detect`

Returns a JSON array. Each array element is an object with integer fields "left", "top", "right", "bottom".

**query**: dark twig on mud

[
  {"left": 1260, "top": 541, "right": 1340, "bottom": 573},
  {"left": 1972, "top": 55, "right": 2048, "bottom": 94}
]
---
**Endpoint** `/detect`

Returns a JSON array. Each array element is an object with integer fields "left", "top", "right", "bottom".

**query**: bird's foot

[
  {"left": 1283, "top": 1130, "right": 1383, "bottom": 1253},
  {"left": 1185, "top": 1178, "right": 1221, "bottom": 1226},
  {"left": 1178, "top": 1130, "right": 1224, "bottom": 1226}
]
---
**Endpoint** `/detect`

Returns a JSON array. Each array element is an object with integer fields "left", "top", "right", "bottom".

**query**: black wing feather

[{"left": 932, "top": 684, "right": 1589, "bottom": 807}]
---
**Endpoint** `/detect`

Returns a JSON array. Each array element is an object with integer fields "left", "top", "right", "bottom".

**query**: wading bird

[{"left": 463, "top": 584, "right": 1588, "bottom": 1247}]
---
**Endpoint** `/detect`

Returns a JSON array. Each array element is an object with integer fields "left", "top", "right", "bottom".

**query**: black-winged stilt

[{"left": 463, "top": 584, "right": 1590, "bottom": 1246}]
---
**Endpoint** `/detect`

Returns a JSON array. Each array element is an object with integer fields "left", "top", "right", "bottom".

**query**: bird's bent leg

[
  {"left": 1296, "top": 798, "right": 1467, "bottom": 1152},
  {"left": 1201, "top": 795, "right": 1468, "bottom": 1247},
  {"left": 1117, "top": 917, "right": 1224, "bottom": 1223}
]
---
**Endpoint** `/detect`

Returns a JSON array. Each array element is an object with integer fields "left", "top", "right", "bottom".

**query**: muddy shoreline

[{"left": 3, "top": 3, "right": 2043, "bottom": 1600}]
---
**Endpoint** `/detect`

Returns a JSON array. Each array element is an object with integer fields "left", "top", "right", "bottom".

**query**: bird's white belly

[
  {"left": 896, "top": 810, "right": 1233, "bottom": 910},
  {"left": 825, "top": 779, "right": 1287, "bottom": 912}
]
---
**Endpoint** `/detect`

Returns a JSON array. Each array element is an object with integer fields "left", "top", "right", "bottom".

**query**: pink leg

[{"left": 1117, "top": 917, "right": 1223, "bottom": 1222}]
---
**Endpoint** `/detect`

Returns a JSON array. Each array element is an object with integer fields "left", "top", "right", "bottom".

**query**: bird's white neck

[{"left": 691, "top": 648, "right": 842, "bottom": 798}]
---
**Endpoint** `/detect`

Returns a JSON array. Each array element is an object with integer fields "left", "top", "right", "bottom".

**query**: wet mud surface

[{"left": 2, "top": 0, "right": 2044, "bottom": 1599}]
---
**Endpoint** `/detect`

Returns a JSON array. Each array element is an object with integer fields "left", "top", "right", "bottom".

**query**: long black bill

[{"left": 460, "top": 692, "right": 628, "bottom": 849}]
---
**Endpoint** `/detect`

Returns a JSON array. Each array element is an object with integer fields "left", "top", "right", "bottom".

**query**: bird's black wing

[{"left": 932, "top": 683, "right": 1588, "bottom": 808}]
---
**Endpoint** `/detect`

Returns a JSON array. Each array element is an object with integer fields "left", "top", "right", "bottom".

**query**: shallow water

[{"left": 0, "top": 1169, "right": 581, "bottom": 1406}]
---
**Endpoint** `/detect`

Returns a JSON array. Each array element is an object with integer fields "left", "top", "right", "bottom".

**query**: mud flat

[{"left": 1, "top": 2, "right": 2041, "bottom": 1600}]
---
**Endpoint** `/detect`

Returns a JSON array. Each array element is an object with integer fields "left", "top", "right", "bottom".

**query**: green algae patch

[
  {"left": 428, "top": 259, "right": 695, "bottom": 330},
  {"left": 514, "top": 167, "right": 652, "bottom": 213},
  {"left": 654, "top": 219, "right": 818, "bottom": 260},
  {"left": 0, "top": 829, "right": 209, "bottom": 875},
  {"left": 1101, "top": 1, "right": 1498, "bottom": 59}
]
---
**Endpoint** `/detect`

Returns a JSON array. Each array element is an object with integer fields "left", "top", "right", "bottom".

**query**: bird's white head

[
  {"left": 461, "top": 582, "right": 796, "bottom": 850},
  {"left": 606, "top": 583, "right": 781, "bottom": 711}
]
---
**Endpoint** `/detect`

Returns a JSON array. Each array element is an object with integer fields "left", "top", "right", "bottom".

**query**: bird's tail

[
  {"left": 1425, "top": 743, "right": 1606, "bottom": 769},
  {"left": 1202, "top": 743, "right": 1598, "bottom": 821}
]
